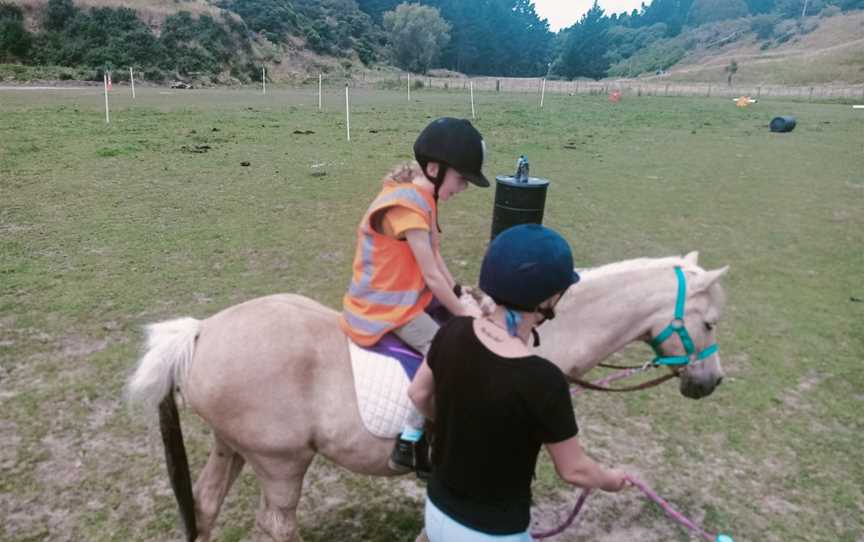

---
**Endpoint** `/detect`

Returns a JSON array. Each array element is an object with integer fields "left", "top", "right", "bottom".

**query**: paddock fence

[{"left": 351, "top": 72, "right": 864, "bottom": 101}]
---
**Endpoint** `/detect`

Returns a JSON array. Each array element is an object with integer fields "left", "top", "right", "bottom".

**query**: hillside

[
  {"left": 634, "top": 11, "right": 864, "bottom": 85},
  {"left": 2, "top": 0, "right": 556, "bottom": 82},
  {"left": 1, "top": 0, "right": 862, "bottom": 85},
  {"left": 0, "top": 0, "right": 384, "bottom": 83},
  {"left": 14, "top": 0, "right": 224, "bottom": 31}
]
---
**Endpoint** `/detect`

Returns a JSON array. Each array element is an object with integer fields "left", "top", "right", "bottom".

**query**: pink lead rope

[
  {"left": 531, "top": 478, "right": 733, "bottom": 541},
  {"left": 529, "top": 489, "right": 592, "bottom": 539},
  {"left": 529, "top": 370, "right": 734, "bottom": 541}
]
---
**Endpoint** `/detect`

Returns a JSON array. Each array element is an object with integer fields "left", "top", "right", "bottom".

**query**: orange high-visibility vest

[{"left": 340, "top": 181, "right": 437, "bottom": 346}]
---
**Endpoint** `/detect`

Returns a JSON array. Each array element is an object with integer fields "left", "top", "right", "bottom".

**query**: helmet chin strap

[
  {"left": 422, "top": 163, "right": 447, "bottom": 233},
  {"left": 537, "top": 306, "right": 556, "bottom": 323},
  {"left": 531, "top": 306, "right": 557, "bottom": 347}
]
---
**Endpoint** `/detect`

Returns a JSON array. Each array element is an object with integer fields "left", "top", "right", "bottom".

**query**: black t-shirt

[{"left": 426, "top": 317, "right": 578, "bottom": 535}]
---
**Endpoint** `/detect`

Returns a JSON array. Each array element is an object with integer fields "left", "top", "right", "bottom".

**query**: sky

[{"left": 532, "top": 0, "right": 648, "bottom": 31}]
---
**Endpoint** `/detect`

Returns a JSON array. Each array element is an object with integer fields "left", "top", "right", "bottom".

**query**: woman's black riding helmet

[{"left": 479, "top": 224, "right": 580, "bottom": 313}]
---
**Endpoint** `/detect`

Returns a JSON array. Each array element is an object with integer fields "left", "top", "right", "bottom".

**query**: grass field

[{"left": 1, "top": 85, "right": 862, "bottom": 541}]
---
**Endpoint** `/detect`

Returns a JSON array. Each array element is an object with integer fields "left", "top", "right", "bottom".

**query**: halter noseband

[{"left": 649, "top": 266, "right": 719, "bottom": 367}]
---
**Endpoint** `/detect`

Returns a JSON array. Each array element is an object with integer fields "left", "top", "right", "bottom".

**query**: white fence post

[
  {"left": 103, "top": 73, "right": 110, "bottom": 124},
  {"left": 540, "top": 78, "right": 546, "bottom": 108},
  {"left": 345, "top": 83, "right": 351, "bottom": 142}
]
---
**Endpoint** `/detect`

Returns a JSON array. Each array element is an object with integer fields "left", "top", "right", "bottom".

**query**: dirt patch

[
  {"left": 0, "top": 420, "right": 21, "bottom": 470},
  {"left": 35, "top": 433, "right": 85, "bottom": 489},
  {"left": 60, "top": 335, "right": 108, "bottom": 359},
  {"left": 0, "top": 223, "right": 32, "bottom": 233},
  {"left": 782, "top": 372, "right": 823, "bottom": 409},
  {"left": 761, "top": 494, "right": 801, "bottom": 516},
  {"left": 530, "top": 488, "right": 682, "bottom": 541},
  {"left": 0, "top": 494, "right": 67, "bottom": 540}
]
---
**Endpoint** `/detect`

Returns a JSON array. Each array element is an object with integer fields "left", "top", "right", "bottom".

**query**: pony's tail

[
  {"left": 126, "top": 317, "right": 200, "bottom": 542},
  {"left": 159, "top": 387, "right": 198, "bottom": 542}
]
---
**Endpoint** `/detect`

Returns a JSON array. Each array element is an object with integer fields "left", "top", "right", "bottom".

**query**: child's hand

[
  {"left": 460, "top": 286, "right": 496, "bottom": 316},
  {"left": 462, "top": 304, "right": 483, "bottom": 319}
]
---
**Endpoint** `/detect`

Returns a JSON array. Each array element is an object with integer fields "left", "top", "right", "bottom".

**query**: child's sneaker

[
  {"left": 388, "top": 435, "right": 432, "bottom": 480},
  {"left": 388, "top": 436, "right": 416, "bottom": 472}
]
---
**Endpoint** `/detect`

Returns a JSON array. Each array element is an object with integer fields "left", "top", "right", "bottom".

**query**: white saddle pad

[{"left": 348, "top": 340, "right": 419, "bottom": 439}]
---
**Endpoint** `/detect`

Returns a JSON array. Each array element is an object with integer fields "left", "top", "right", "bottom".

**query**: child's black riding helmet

[{"left": 413, "top": 117, "right": 490, "bottom": 192}]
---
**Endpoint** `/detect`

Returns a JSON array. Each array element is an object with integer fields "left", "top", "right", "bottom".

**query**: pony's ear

[
  {"left": 683, "top": 251, "right": 699, "bottom": 266},
  {"left": 693, "top": 266, "right": 729, "bottom": 292}
]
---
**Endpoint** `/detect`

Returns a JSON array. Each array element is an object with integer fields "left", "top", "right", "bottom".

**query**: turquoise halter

[{"left": 649, "top": 266, "right": 719, "bottom": 367}]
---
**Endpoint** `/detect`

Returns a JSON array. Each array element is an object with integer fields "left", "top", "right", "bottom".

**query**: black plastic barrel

[
  {"left": 770, "top": 116, "right": 797, "bottom": 133},
  {"left": 490, "top": 175, "right": 550, "bottom": 240}
]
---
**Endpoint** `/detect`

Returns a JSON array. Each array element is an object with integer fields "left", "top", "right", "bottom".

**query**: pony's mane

[
  {"left": 576, "top": 255, "right": 726, "bottom": 312},
  {"left": 578, "top": 256, "right": 694, "bottom": 279}
]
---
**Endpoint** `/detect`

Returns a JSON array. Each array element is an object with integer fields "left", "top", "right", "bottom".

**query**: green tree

[
  {"left": 423, "top": 0, "right": 553, "bottom": 76},
  {"left": 636, "top": 0, "right": 694, "bottom": 35},
  {"left": 382, "top": 3, "right": 450, "bottom": 73},
  {"left": 745, "top": 0, "right": 776, "bottom": 14},
  {"left": 725, "top": 58, "right": 738, "bottom": 85},
  {"left": 356, "top": 0, "right": 402, "bottom": 23},
  {"left": 554, "top": 1, "right": 610, "bottom": 80},
  {"left": 687, "top": 0, "right": 749, "bottom": 25},
  {"left": 45, "top": 0, "right": 75, "bottom": 31},
  {"left": 775, "top": 0, "right": 822, "bottom": 16},
  {"left": 221, "top": 0, "right": 300, "bottom": 43},
  {"left": 0, "top": 3, "right": 32, "bottom": 61},
  {"left": 750, "top": 14, "right": 778, "bottom": 38},
  {"left": 837, "top": 0, "right": 864, "bottom": 9}
]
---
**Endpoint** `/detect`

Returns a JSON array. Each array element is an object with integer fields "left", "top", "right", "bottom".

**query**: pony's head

[{"left": 646, "top": 251, "right": 728, "bottom": 399}]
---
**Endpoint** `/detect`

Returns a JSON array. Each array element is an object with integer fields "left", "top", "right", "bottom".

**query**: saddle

[{"left": 348, "top": 301, "right": 451, "bottom": 439}]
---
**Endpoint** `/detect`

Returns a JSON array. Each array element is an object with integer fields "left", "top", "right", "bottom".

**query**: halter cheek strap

[{"left": 649, "top": 266, "right": 719, "bottom": 367}]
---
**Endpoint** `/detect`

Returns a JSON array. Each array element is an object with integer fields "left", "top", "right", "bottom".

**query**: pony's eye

[{"left": 704, "top": 322, "right": 715, "bottom": 331}]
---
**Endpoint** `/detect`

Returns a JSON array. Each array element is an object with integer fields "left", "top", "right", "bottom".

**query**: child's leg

[
  {"left": 390, "top": 313, "right": 439, "bottom": 472},
  {"left": 393, "top": 312, "right": 439, "bottom": 440},
  {"left": 393, "top": 312, "right": 439, "bottom": 357}
]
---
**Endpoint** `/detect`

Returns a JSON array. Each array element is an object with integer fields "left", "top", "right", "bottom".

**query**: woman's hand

[
  {"left": 599, "top": 468, "right": 631, "bottom": 492},
  {"left": 547, "top": 438, "right": 633, "bottom": 493}
]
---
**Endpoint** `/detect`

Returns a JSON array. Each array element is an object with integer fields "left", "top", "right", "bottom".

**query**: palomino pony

[{"left": 126, "top": 252, "right": 728, "bottom": 542}]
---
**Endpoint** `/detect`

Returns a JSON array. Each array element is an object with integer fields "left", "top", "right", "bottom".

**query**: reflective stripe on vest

[{"left": 341, "top": 307, "right": 392, "bottom": 335}]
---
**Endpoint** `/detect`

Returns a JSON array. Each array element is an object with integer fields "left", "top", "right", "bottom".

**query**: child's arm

[
  {"left": 406, "top": 230, "right": 478, "bottom": 317},
  {"left": 434, "top": 249, "right": 457, "bottom": 290}
]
